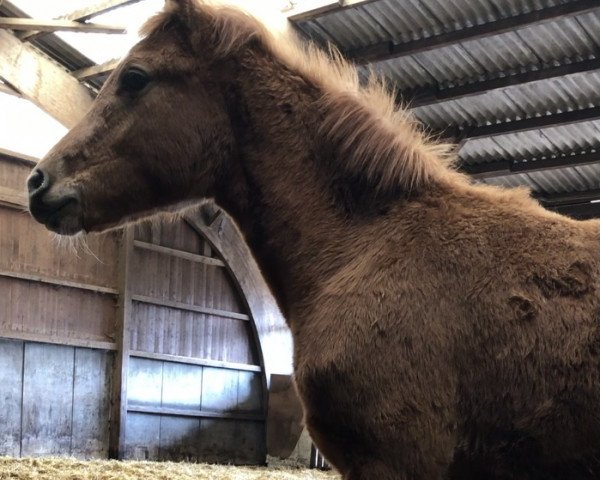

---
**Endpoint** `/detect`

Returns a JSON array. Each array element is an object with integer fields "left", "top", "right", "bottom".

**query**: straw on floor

[{"left": 0, "top": 457, "right": 340, "bottom": 480}]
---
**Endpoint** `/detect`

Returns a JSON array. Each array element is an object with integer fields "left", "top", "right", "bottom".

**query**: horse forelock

[{"left": 141, "top": 0, "right": 461, "bottom": 194}]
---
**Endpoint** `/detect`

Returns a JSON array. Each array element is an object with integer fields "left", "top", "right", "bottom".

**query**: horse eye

[{"left": 120, "top": 67, "right": 150, "bottom": 94}]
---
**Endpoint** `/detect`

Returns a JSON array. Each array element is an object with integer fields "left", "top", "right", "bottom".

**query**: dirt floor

[{"left": 0, "top": 457, "right": 341, "bottom": 480}]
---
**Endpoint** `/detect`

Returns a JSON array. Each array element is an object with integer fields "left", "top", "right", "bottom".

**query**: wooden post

[{"left": 109, "top": 226, "right": 134, "bottom": 459}]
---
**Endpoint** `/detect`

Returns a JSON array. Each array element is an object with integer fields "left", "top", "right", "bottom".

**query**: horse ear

[{"left": 165, "top": 0, "right": 195, "bottom": 17}]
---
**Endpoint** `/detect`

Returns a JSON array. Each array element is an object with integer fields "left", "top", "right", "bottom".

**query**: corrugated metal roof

[
  {"left": 459, "top": 121, "right": 600, "bottom": 164},
  {"left": 291, "top": 0, "right": 600, "bottom": 203},
  {"left": 412, "top": 71, "right": 600, "bottom": 130}
]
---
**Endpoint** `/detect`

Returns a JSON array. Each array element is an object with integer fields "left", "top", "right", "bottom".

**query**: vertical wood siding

[
  {"left": 1, "top": 154, "right": 267, "bottom": 463},
  {"left": 123, "top": 220, "right": 265, "bottom": 464},
  {"left": 0, "top": 276, "right": 116, "bottom": 343},
  {"left": 0, "top": 339, "right": 113, "bottom": 458}
]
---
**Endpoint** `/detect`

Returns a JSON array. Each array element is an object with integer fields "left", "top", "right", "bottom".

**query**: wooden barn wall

[
  {"left": 0, "top": 154, "right": 119, "bottom": 346},
  {"left": 0, "top": 338, "right": 113, "bottom": 458},
  {"left": 122, "top": 221, "right": 265, "bottom": 464},
  {"left": 0, "top": 153, "right": 267, "bottom": 464}
]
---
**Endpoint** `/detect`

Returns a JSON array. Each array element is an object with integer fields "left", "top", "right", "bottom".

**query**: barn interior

[{"left": 1, "top": 0, "right": 600, "bottom": 478}]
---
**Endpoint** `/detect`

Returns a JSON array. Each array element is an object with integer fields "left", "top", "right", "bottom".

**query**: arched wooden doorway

[{"left": 122, "top": 218, "right": 267, "bottom": 464}]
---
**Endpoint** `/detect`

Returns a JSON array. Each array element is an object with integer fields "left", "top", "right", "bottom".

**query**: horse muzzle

[{"left": 27, "top": 168, "right": 83, "bottom": 235}]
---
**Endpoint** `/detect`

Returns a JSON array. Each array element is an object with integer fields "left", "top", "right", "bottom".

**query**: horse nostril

[{"left": 27, "top": 169, "right": 49, "bottom": 196}]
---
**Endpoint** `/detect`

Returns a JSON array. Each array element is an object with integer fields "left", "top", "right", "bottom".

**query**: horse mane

[{"left": 141, "top": 0, "right": 460, "bottom": 194}]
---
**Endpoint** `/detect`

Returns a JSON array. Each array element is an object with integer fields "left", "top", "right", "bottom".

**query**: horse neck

[{"left": 214, "top": 50, "right": 423, "bottom": 314}]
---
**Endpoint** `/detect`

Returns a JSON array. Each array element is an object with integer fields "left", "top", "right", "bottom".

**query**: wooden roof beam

[
  {"left": 0, "top": 17, "right": 125, "bottom": 34},
  {"left": 0, "top": 29, "right": 93, "bottom": 128},
  {"left": 74, "top": 58, "right": 120, "bottom": 80},
  {"left": 0, "top": 79, "right": 21, "bottom": 97},
  {"left": 18, "top": 0, "right": 143, "bottom": 42},
  {"left": 346, "top": 0, "right": 600, "bottom": 64},
  {"left": 61, "top": 0, "right": 146, "bottom": 23},
  {"left": 287, "top": 0, "right": 378, "bottom": 22}
]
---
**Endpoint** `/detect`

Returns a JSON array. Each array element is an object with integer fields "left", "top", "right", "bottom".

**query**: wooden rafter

[
  {"left": 0, "top": 147, "right": 38, "bottom": 167},
  {"left": 19, "top": 0, "right": 145, "bottom": 42},
  {"left": 0, "top": 17, "right": 125, "bottom": 34},
  {"left": 0, "top": 79, "right": 21, "bottom": 97},
  {"left": 61, "top": 0, "right": 146, "bottom": 22},
  {"left": 74, "top": 58, "right": 120, "bottom": 80},
  {"left": 287, "top": 0, "right": 378, "bottom": 21},
  {"left": 0, "top": 29, "right": 93, "bottom": 128}
]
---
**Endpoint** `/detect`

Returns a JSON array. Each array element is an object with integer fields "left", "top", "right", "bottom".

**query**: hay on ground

[{"left": 0, "top": 457, "right": 340, "bottom": 480}]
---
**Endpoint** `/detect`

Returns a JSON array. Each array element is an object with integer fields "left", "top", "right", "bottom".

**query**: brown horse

[{"left": 26, "top": 1, "right": 600, "bottom": 478}]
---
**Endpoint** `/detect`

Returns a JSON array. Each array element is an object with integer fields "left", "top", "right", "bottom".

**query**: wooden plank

[
  {"left": 19, "top": 0, "right": 143, "bottom": 42},
  {"left": 0, "top": 146, "right": 38, "bottom": 166},
  {"left": 63, "top": 0, "right": 145, "bottom": 22},
  {"left": 71, "top": 348, "right": 113, "bottom": 458},
  {"left": 0, "top": 339, "right": 24, "bottom": 456},
  {"left": 0, "top": 329, "right": 116, "bottom": 351},
  {"left": 0, "top": 185, "right": 26, "bottom": 209},
  {"left": 133, "top": 240, "right": 225, "bottom": 267},
  {"left": 132, "top": 294, "right": 250, "bottom": 321},
  {"left": 287, "top": 0, "right": 378, "bottom": 21},
  {"left": 0, "top": 278, "right": 117, "bottom": 344},
  {"left": 109, "top": 227, "right": 134, "bottom": 459},
  {"left": 21, "top": 343, "right": 74, "bottom": 456},
  {"left": 0, "top": 269, "right": 119, "bottom": 295},
  {"left": 73, "top": 58, "right": 121, "bottom": 81},
  {"left": 130, "top": 302, "right": 256, "bottom": 363},
  {"left": 0, "top": 207, "right": 119, "bottom": 291},
  {"left": 128, "top": 405, "right": 264, "bottom": 422},
  {"left": 185, "top": 210, "right": 293, "bottom": 386},
  {"left": 0, "top": 80, "right": 21, "bottom": 97},
  {"left": 130, "top": 350, "right": 261, "bottom": 373},
  {"left": 0, "top": 30, "right": 93, "bottom": 128},
  {"left": 61, "top": 0, "right": 141, "bottom": 22},
  {"left": 286, "top": 0, "right": 339, "bottom": 21},
  {"left": 0, "top": 18, "right": 126, "bottom": 34}
]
